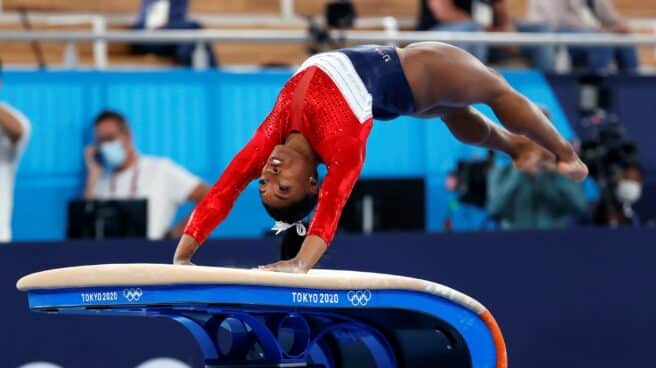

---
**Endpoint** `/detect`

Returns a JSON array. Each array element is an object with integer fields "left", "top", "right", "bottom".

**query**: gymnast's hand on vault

[
  {"left": 173, "top": 235, "right": 199, "bottom": 266},
  {"left": 258, "top": 259, "right": 308, "bottom": 274},
  {"left": 259, "top": 236, "right": 327, "bottom": 273}
]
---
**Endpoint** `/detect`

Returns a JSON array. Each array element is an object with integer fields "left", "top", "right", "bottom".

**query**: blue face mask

[{"left": 99, "top": 140, "right": 127, "bottom": 170}]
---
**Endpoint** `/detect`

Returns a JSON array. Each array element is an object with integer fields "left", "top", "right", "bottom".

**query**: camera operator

[
  {"left": 486, "top": 158, "right": 587, "bottom": 230},
  {"left": 578, "top": 113, "right": 642, "bottom": 227},
  {"left": 576, "top": 75, "right": 643, "bottom": 226}
]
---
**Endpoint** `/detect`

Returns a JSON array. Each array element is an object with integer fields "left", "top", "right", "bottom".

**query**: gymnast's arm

[
  {"left": 173, "top": 121, "right": 281, "bottom": 265},
  {"left": 260, "top": 142, "right": 365, "bottom": 273}
]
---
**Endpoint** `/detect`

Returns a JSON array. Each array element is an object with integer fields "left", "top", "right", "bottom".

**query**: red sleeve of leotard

[
  {"left": 183, "top": 113, "right": 284, "bottom": 244},
  {"left": 307, "top": 139, "right": 365, "bottom": 245}
]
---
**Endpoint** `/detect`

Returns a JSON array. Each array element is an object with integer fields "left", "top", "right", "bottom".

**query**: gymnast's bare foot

[
  {"left": 511, "top": 136, "right": 556, "bottom": 175},
  {"left": 259, "top": 259, "right": 308, "bottom": 273},
  {"left": 553, "top": 142, "right": 589, "bottom": 181},
  {"left": 556, "top": 158, "right": 588, "bottom": 182}
]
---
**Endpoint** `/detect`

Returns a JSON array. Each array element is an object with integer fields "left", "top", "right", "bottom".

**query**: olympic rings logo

[
  {"left": 123, "top": 288, "right": 143, "bottom": 302},
  {"left": 347, "top": 290, "right": 372, "bottom": 306}
]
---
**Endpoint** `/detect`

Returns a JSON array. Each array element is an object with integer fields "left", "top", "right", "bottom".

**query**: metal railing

[
  {"left": 0, "top": 10, "right": 406, "bottom": 69},
  {"left": 1, "top": 5, "right": 656, "bottom": 71},
  {"left": 2, "top": 29, "right": 656, "bottom": 44},
  {"left": 0, "top": 2, "right": 655, "bottom": 69},
  {"left": 0, "top": 28, "right": 655, "bottom": 69},
  {"left": 0, "top": 12, "right": 107, "bottom": 68}
]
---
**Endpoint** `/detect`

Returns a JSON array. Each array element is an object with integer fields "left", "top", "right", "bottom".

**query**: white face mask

[
  {"left": 99, "top": 139, "right": 127, "bottom": 170},
  {"left": 616, "top": 180, "right": 642, "bottom": 205}
]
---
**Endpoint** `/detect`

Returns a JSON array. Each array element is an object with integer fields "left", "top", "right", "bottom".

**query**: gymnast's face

[{"left": 259, "top": 145, "right": 318, "bottom": 207}]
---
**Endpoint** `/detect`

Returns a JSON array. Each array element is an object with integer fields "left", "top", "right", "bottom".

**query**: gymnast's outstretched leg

[
  {"left": 440, "top": 106, "right": 557, "bottom": 173},
  {"left": 400, "top": 42, "right": 587, "bottom": 180}
]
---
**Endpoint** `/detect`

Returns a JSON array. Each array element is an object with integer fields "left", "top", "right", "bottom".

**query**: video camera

[
  {"left": 577, "top": 75, "right": 640, "bottom": 182},
  {"left": 579, "top": 117, "right": 639, "bottom": 181}
]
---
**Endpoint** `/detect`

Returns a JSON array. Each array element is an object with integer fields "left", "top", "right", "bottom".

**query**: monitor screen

[
  {"left": 67, "top": 199, "right": 147, "bottom": 239},
  {"left": 339, "top": 178, "right": 425, "bottom": 234}
]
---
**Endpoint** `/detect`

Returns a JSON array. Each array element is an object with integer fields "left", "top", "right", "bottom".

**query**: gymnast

[{"left": 173, "top": 42, "right": 588, "bottom": 272}]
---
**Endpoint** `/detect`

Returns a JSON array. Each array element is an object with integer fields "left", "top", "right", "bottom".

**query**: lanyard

[{"left": 109, "top": 161, "right": 140, "bottom": 198}]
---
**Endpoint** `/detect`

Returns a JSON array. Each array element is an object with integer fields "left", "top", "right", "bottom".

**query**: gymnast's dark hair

[{"left": 263, "top": 193, "right": 318, "bottom": 260}]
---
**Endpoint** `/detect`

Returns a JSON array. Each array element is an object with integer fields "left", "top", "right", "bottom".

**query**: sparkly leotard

[{"left": 184, "top": 46, "right": 414, "bottom": 245}]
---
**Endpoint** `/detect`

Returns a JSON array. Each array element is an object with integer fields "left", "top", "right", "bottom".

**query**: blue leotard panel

[{"left": 338, "top": 45, "right": 416, "bottom": 120}]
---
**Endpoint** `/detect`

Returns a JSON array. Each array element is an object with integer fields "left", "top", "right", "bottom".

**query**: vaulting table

[{"left": 17, "top": 264, "right": 507, "bottom": 368}]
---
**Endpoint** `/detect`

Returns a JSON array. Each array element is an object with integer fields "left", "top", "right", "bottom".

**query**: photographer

[
  {"left": 578, "top": 113, "right": 642, "bottom": 227},
  {"left": 486, "top": 160, "right": 587, "bottom": 230},
  {"left": 485, "top": 106, "right": 587, "bottom": 230}
]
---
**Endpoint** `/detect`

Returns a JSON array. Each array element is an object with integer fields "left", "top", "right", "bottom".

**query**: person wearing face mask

[
  {"left": 83, "top": 110, "right": 210, "bottom": 240},
  {"left": 593, "top": 164, "right": 643, "bottom": 226},
  {"left": 616, "top": 168, "right": 642, "bottom": 208}
]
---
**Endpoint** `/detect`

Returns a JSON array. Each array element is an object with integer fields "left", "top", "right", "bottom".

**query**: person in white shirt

[
  {"left": 0, "top": 102, "right": 31, "bottom": 242},
  {"left": 83, "top": 110, "right": 210, "bottom": 240}
]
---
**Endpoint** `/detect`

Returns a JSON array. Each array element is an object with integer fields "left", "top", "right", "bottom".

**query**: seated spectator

[
  {"left": 592, "top": 164, "right": 643, "bottom": 226},
  {"left": 131, "top": 0, "right": 217, "bottom": 67},
  {"left": 417, "top": 0, "right": 555, "bottom": 71},
  {"left": 417, "top": 0, "right": 493, "bottom": 61},
  {"left": 83, "top": 110, "right": 210, "bottom": 240},
  {"left": 486, "top": 163, "right": 587, "bottom": 230},
  {"left": 488, "top": 0, "right": 557, "bottom": 72},
  {"left": 527, "top": 0, "right": 639, "bottom": 73},
  {"left": 0, "top": 102, "right": 31, "bottom": 242}
]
